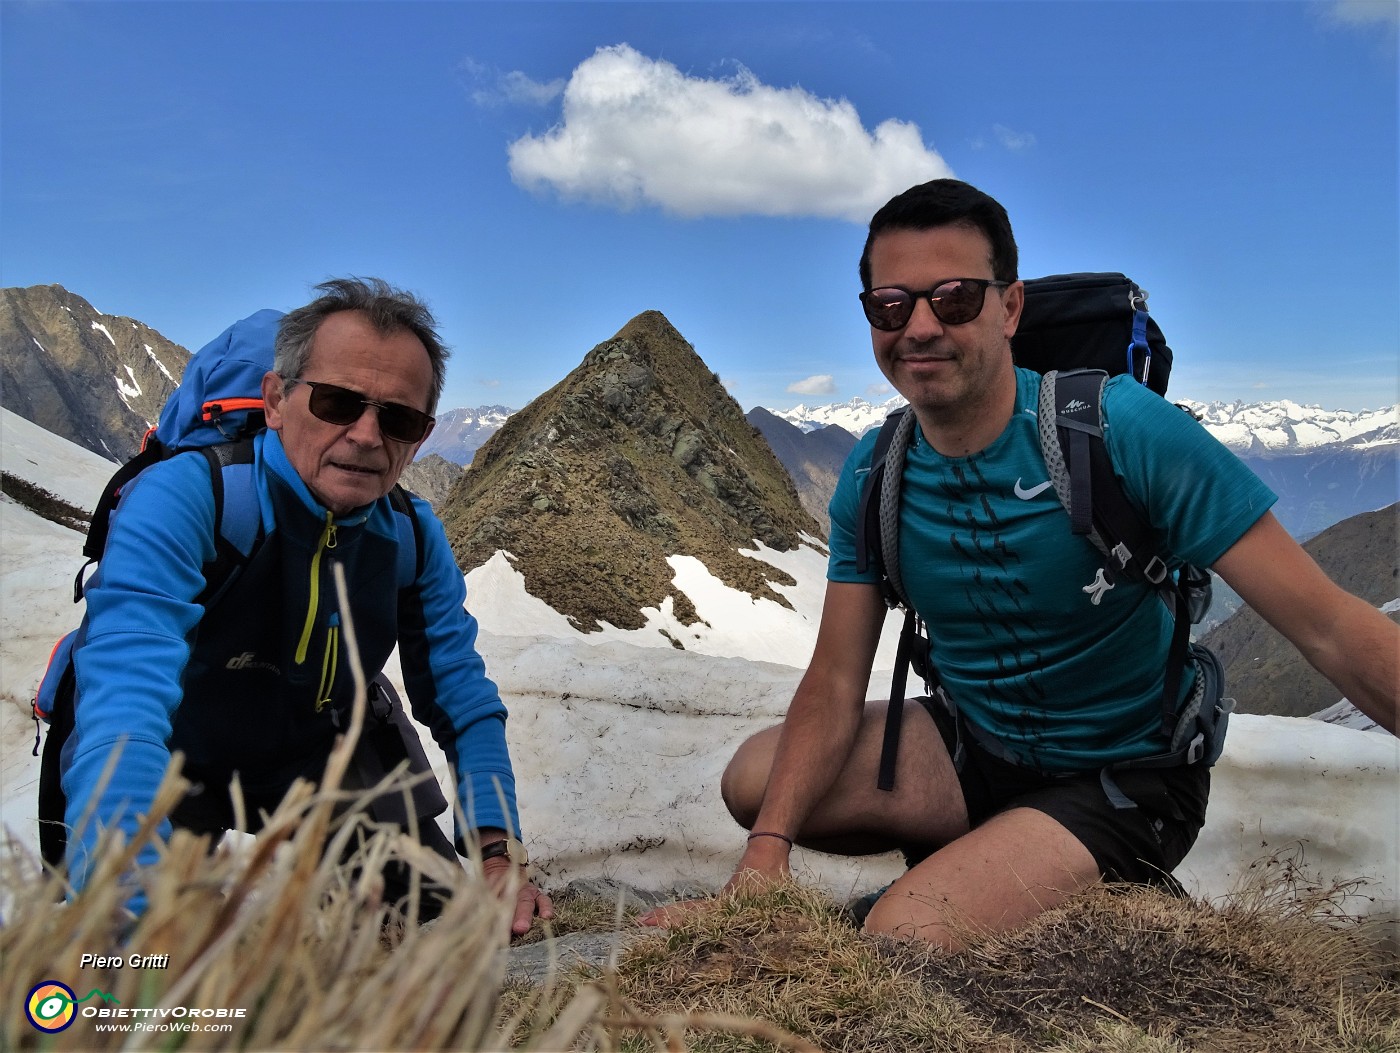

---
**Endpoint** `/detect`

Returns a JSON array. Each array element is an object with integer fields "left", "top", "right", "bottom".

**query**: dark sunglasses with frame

[
  {"left": 284, "top": 379, "right": 435, "bottom": 444},
  {"left": 859, "top": 278, "right": 1011, "bottom": 331}
]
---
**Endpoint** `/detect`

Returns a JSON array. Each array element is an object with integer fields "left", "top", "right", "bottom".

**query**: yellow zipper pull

[
  {"left": 315, "top": 613, "right": 340, "bottom": 712},
  {"left": 295, "top": 513, "right": 337, "bottom": 666}
]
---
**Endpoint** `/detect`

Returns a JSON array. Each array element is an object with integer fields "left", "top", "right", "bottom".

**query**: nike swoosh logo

[{"left": 1014, "top": 479, "right": 1053, "bottom": 500}]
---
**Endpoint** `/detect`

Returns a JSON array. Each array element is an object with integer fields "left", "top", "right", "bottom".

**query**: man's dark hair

[
  {"left": 858, "top": 179, "right": 1019, "bottom": 291},
  {"left": 275, "top": 277, "right": 450, "bottom": 413}
]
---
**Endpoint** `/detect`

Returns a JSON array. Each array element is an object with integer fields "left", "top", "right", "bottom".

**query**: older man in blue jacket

[{"left": 55, "top": 277, "right": 551, "bottom": 930}]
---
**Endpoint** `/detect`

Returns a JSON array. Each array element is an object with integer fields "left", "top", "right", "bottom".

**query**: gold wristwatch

[{"left": 479, "top": 837, "right": 528, "bottom": 866}]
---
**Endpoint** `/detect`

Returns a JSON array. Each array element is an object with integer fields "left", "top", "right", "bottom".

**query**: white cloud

[
  {"left": 461, "top": 58, "right": 564, "bottom": 107},
  {"left": 1327, "top": 0, "right": 1399, "bottom": 26},
  {"left": 498, "top": 70, "right": 566, "bottom": 106},
  {"left": 787, "top": 374, "right": 837, "bottom": 396},
  {"left": 865, "top": 381, "right": 893, "bottom": 397},
  {"left": 479, "top": 378, "right": 501, "bottom": 389},
  {"left": 507, "top": 44, "right": 953, "bottom": 222},
  {"left": 993, "top": 124, "right": 1036, "bottom": 151},
  {"left": 969, "top": 124, "right": 1037, "bottom": 153}
]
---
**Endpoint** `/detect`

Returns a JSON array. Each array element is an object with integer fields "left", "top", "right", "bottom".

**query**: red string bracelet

[{"left": 746, "top": 831, "right": 794, "bottom": 847}]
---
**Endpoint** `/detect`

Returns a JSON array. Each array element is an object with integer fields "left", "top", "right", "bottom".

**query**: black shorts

[{"left": 906, "top": 698, "right": 1211, "bottom": 890}]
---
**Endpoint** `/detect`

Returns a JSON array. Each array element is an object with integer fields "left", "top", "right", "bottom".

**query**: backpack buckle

[
  {"left": 1185, "top": 731, "right": 1206, "bottom": 765},
  {"left": 1142, "top": 555, "right": 1168, "bottom": 584}
]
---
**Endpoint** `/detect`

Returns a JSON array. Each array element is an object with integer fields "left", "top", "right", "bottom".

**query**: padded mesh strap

[{"left": 877, "top": 408, "right": 918, "bottom": 610}]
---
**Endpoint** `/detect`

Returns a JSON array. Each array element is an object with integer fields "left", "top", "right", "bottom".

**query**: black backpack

[{"left": 855, "top": 273, "right": 1227, "bottom": 793}]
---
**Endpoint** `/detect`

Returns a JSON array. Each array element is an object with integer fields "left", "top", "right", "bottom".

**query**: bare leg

[
  {"left": 721, "top": 700, "right": 969, "bottom": 855},
  {"left": 722, "top": 699, "right": 1100, "bottom": 950},
  {"left": 863, "top": 807, "right": 1099, "bottom": 950}
]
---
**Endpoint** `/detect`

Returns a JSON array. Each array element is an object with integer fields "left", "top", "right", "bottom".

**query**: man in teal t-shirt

[
  {"left": 826, "top": 368, "right": 1272, "bottom": 773},
  {"left": 643, "top": 179, "right": 1397, "bottom": 949}
]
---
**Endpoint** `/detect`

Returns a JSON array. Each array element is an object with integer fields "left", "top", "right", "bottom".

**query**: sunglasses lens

[
  {"left": 378, "top": 405, "right": 432, "bottom": 443},
  {"left": 862, "top": 289, "right": 915, "bottom": 331},
  {"left": 308, "top": 384, "right": 366, "bottom": 426},
  {"left": 302, "top": 382, "right": 432, "bottom": 442},
  {"left": 931, "top": 280, "right": 985, "bottom": 325}
]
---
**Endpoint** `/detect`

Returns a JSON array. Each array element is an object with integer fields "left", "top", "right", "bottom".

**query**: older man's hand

[{"left": 481, "top": 854, "right": 554, "bottom": 935}]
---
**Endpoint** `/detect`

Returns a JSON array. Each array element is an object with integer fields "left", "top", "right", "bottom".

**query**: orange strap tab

[{"left": 200, "top": 397, "right": 265, "bottom": 423}]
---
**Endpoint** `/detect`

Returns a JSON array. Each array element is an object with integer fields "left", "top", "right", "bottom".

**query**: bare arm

[
  {"left": 1212, "top": 511, "right": 1398, "bottom": 735},
  {"left": 730, "top": 580, "right": 888, "bottom": 881}
]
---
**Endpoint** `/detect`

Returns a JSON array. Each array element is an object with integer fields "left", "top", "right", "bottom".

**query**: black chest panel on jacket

[{"left": 169, "top": 516, "right": 403, "bottom": 793}]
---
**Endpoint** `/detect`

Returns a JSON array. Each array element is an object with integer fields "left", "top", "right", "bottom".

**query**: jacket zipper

[{"left": 296, "top": 513, "right": 339, "bottom": 712}]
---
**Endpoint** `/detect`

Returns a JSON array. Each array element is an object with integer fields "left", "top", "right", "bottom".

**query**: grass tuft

[{"left": 5, "top": 820, "right": 1396, "bottom": 1051}]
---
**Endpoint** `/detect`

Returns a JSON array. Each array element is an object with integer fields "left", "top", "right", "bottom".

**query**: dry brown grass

[
  {"left": 1, "top": 470, "right": 91, "bottom": 532},
  {"left": 6, "top": 797, "right": 1397, "bottom": 1052},
  {"left": 7, "top": 571, "right": 1395, "bottom": 1051},
  {"left": 3, "top": 768, "right": 541, "bottom": 1050},
  {"left": 530, "top": 869, "right": 1398, "bottom": 1053}
]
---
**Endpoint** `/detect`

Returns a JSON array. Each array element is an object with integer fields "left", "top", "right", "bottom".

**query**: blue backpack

[{"left": 32, "top": 309, "right": 424, "bottom": 865}]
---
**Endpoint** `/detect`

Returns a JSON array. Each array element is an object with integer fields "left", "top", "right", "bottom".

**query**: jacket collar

[{"left": 256, "top": 429, "right": 374, "bottom": 528}]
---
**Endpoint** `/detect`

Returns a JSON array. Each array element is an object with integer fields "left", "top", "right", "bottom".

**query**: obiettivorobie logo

[
  {"left": 24, "top": 980, "right": 247, "bottom": 1035},
  {"left": 25, "top": 981, "right": 119, "bottom": 1033}
]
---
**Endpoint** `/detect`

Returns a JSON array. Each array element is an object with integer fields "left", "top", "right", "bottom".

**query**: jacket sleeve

[
  {"left": 396, "top": 499, "right": 521, "bottom": 839},
  {"left": 61, "top": 453, "right": 219, "bottom": 899}
]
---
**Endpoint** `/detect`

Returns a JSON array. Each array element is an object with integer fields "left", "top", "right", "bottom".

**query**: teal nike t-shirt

[{"left": 829, "top": 368, "right": 1276, "bottom": 771}]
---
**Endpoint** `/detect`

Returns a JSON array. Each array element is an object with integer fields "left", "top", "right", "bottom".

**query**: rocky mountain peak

[
  {"left": 439, "top": 310, "right": 820, "bottom": 634},
  {"left": 1, "top": 283, "right": 189, "bottom": 462},
  {"left": 398, "top": 453, "right": 464, "bottom": 510}
]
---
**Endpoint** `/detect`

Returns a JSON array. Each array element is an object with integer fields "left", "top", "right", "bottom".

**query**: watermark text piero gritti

[{"left": 80, "top": 953, "right": 171, "bottom": 969}]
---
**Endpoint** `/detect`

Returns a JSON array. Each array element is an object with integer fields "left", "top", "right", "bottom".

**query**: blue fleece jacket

[{"left": 60, "top": 429, "right": 519, "bottom": 893}]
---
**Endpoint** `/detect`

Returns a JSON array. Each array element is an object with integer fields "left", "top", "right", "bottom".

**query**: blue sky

[{"left": 3, "top": 1, "right": 1396, "bottom": 414}]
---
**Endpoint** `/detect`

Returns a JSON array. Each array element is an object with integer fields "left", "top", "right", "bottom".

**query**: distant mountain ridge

[
  {"left": 1, "top": 284, "right": 189, "bottom": 462},
  {"left": 767, "top": 392, "right": 1398, "bottom": 452},
  {"left": 766, "top": 391, "right": 1397, "bottom": 540},
  {"left": 439, "top": 310, "right": 819, "bottom": 634},
  {"left": 769, "top": 394, "right": 905, "bottom": 438},
  {"left": 6, "top": 281, "right": 1391, "bottom": 549},
  {"left": 1178, "top": 399, "right": 1397, "bottom": 454},
  {"left": 744, "top": 408, "right": 855, "bottom": 526},
  {"left": 430, "top": 393, "right": 1397, "bottom": 458},
  {"left": 417, "top": 405, "right": 515, "bottom": 466},
  {"left": 398, "top": 453, "right": 464, "bottom": 510}
]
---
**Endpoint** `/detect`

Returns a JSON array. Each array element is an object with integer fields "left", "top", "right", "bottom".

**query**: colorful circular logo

[{"left": 26, "top": 981, "right": 77, "bottom": 1033}]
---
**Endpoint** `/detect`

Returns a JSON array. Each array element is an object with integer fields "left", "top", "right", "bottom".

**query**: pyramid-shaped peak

[{"left": 440, "top": 313, "right": 819, "bottom": 634}]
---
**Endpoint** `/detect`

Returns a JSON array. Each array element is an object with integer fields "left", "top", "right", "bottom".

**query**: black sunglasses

[
  {"left": 859, "top": 278, "right": 1010, "bottom": 331},
  {"left": 287, "top": 380, "right": 434, "bottom": 444}
]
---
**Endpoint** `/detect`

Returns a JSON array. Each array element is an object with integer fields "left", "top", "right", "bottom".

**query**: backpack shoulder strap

[
  {"left": 852, "top": 406, "right": 926, "bottom": 793},
  {"left": 855, "top": 407, "right": 916, "bottom": 609},
  {"left": 72, "top": 441, "right": 170, "bottom": 601},
  {"left": 39, "top": 438, "right": 263, "bottom": 864},
  {"left": 193, "top": 439, "right": 262, "bottom": 606},
  {"left": 1038, "top": 369, "right": 1167, "bottom": 585},
  {"left": 1038, "top": 369, "right": 1198, "bottom": 739},
  {"left": 387, "top": 485, "right": 425, "bottom": 590}
]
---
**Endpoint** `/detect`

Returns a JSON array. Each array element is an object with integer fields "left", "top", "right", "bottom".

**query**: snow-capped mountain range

[
  {"left": 771, "top": 394, "right": 1398, "bottom": 454},
  {"left": 416, "top": 404, "right": 515, "bottom": 465},
  {"left": 1178, "top": 399, "right": 1398, "bottom": 454}
]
